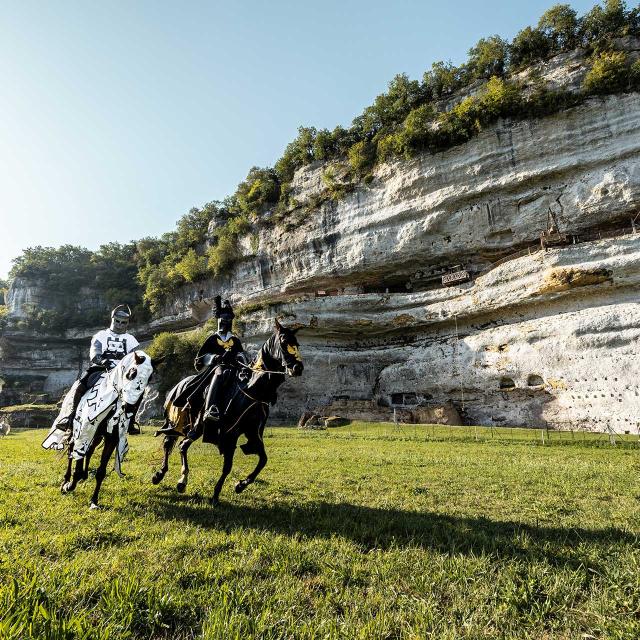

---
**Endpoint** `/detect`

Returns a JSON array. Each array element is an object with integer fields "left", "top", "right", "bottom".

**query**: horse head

[
  {"left": 116, "top": 350, "right": 164, "bottom": 406},
  {"left": 272, "top": 319, "right": 304, "bottom": 377}
]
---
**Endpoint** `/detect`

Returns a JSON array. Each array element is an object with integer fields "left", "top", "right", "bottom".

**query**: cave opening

[{"left": 499, "top": 377, "right": 516, "bottom": 390}]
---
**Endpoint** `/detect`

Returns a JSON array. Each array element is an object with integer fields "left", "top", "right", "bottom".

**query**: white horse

[{"left": 42, "top": 350, "right": 162, "bottom": 508}]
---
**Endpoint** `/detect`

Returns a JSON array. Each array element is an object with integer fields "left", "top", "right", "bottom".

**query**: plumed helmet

[
  {"left": 110, "top": 304, "right": 132, "bottom": 334},
  {"left": 214, "top": 295, "right": 234, "bottom": 333}
]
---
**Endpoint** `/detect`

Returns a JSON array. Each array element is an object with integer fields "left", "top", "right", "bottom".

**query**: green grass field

[{"left": 0, "top": 424, "right": 638, "bottom": 639}]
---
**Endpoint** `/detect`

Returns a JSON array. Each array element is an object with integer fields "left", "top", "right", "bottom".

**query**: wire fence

[
  {"left": 271, "top": 421, "right": 640, "bottom": 448},
  {"left": 9, "top": 419, "right": 639, "bottom": 448}
]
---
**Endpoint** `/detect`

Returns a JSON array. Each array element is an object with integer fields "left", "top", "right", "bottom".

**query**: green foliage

[
  {"left": 422, "top": 60, "right": 468, "bottom": 99},
  {"left": 347, "top": 140, "right": 375, "bottom": 176},
  {"left": 354, "top": 73, "right": 426, "bottom": 139},
  {"left": 390, "top": 103, "right": 437, "bottom": 158},
  {"left": 274, "top": 126, "right": 317, "bottom": 182},
  {"left": 138, "top": 201, "right": 232, "bottom": 313},
  {"left": 581, "top": 0, "right": 632, "bottom": 45},
  {"left": 235, "top": 167, "right": 280, "bottom": 219},
  {"left": 538, "top": 4, "right": 580, "bottom": 51},
  {"left": 631, "top": 59, "right": 640, "bottom": 88},
  {"left": 207, "top": 215, "right": 251, "bottom": 277},
  {"left": 467, "top": 35, "right": 509, "bottom": 79},
  {"left": 1, "top": 427, "right": 640, "bottom": 639},
  {"left": 583, "top": 50, "right": 631, "bottom": 93},
  {"left": 147, "top": 328, "right": 207, "bottom": 395},
  {"left": 170, "top": 248, "right": 209, "bottom": 283},
  {"left": 509, "top": 26, "right": 552, "bottom": 69}
]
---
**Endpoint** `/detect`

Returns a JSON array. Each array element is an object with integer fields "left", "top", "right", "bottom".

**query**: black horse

[{"left": 151, "top": 320, "right": 304, "bottom": 505}]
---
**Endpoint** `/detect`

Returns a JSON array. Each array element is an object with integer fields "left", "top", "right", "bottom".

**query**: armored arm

[
  {"left": 89, "top": 335, "right": 112, "bottom": 369},
  {"left": 90, "top": 336, "right": 103, "bottom": 363},
  {"left": 194, "top": 334, "right": 222, "bottom": 370}
]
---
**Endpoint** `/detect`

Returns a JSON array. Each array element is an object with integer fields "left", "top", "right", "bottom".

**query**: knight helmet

[
  {"left": 214, "top": 295, "right": 234, "bottom": 334},
  {"left": 110, "top": 304, "right": 132, "bottom": 334}
]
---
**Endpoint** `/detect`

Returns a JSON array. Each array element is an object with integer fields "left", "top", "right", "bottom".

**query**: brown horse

[{"left": 151, "top": 320, "right": 303, "bottom": 505}]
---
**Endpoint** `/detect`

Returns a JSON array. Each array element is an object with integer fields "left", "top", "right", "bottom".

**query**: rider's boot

[
  {"left": 202, "top": 405, "right": 221, "bottom": 444},
  {"left": 204, "top": 404, "right": 221, "bottom": 423},
  {"left": 57, "top": 382, "right": 86, "bottom": 431}
]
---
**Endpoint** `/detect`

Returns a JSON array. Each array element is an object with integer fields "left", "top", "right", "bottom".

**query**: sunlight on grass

[{"left": 0, "top": 427, "right": 638, "bottom": 639}]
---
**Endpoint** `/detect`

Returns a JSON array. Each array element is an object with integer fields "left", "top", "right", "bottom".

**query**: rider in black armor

[
  {"left": 56, "top": 305, "right": 139, "bottom": 430},
  {"left": 162, "top": 295, "right": 245, "bottom": 443},
  {"left": 198, "top": 296, "right": 245, "bottom": 430}
]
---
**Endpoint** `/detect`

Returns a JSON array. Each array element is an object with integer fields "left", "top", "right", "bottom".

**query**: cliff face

[
  {"left": 3, "top": 85, "right": 640, "bottom": 429},
  {"left": 195, "top": 92, "right": 640, "bottom": 431}
]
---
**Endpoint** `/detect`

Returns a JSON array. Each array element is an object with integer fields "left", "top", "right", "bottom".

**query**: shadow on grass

[{"left": 147, "top": 489, "right": 637, "bottom": 568}]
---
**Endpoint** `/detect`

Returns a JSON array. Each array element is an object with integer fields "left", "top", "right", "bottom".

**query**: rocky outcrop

[
  {"left": 0, "top": 331, "right": 85, "bottom": 407},
  {"left": 0, "top": 404, "right": 58, "bottom": 429}
]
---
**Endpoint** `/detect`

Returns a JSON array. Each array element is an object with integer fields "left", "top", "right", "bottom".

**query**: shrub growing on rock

[
  {"left": 235, "top": 167, "right": 280, "bottom": 219},
  {"left": 207, "top": 215, "right": 251, "bottom": 276},
  {"left": 582, "top": 50, "right": 630, "bottom": 93},
  {"left": 147, "top": 328, "right": 207, "bottom": 395}
]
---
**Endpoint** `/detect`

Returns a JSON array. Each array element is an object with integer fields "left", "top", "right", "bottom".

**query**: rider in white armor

[{"left": 56, "top": 305, "right": 139, "bottom": 430}]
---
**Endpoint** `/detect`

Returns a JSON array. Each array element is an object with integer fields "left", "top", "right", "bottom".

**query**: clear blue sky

[{"left": 0, "top": 0, "right": 597, "bottom": 279}]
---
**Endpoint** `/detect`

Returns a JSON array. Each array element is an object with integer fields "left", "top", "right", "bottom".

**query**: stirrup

[
  {"left": 204, "top": 407, "right": 221, "bottom": 423},
  {"left": 155, "top": 424, "right": 181, "bottom": 437}
]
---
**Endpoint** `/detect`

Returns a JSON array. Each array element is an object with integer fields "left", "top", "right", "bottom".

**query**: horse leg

[
  {"left": 81, "top": 434, "right": 101, "bottom": 481},
  {"left": 152, "top": 435, "right": 177, "bottom": 485},
  {"left": 235, "top": 439, "right": 267, "bottom": 494},
  {"left": 62, "top": 435, "right": 92, "bottom": 494},
  {"left": 60, "top": 442, "right": 74, "bottom": 492},
  {"left": 176, "top": 437, "right": 194, "bottom": 494},
  {"left": 89, "top": 431, "right": 118, "bottom": 509},
  {"left": 212, "top": 445, "right": 236, "bottom": 506}
]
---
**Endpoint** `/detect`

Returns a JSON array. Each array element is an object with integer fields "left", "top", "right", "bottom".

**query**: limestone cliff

[
  {"left": 138, "top": 91, "right": 639, "bottom": 432},
  {"left": 3, "top": 71, "right": 640, "bottom": 430}
]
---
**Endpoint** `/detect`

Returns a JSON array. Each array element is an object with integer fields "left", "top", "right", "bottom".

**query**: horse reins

[{"left": 238, "top": 361, "right": 287, "bottom": 376}]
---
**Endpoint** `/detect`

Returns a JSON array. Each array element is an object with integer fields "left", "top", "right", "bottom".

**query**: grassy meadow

[{"left": 0, "top": 424, "right": 638, "bottom": 639}]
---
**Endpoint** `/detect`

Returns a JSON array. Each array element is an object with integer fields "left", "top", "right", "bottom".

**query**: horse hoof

[
  {"left": 89, "top": 502, "right": 100, "bottom": 510},
  {"left": 151, "top": 473, "right": 163, "bottom": 485},
  {"left": 235, "top": 481, "right": 247, "bottom": 494},
  {"left": 210, "top": 497, "right": 220, "bottom": 507},
  {"left": 61, "top": 482, "right": 73, "bottom": 494},
  {"left": 176, "top": 482, "right": 187, "bottom": 494}
]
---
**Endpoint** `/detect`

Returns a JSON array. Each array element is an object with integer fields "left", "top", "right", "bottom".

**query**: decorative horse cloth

[{"left": 42, "top": 351, "right": 153, "bottom": 475}]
